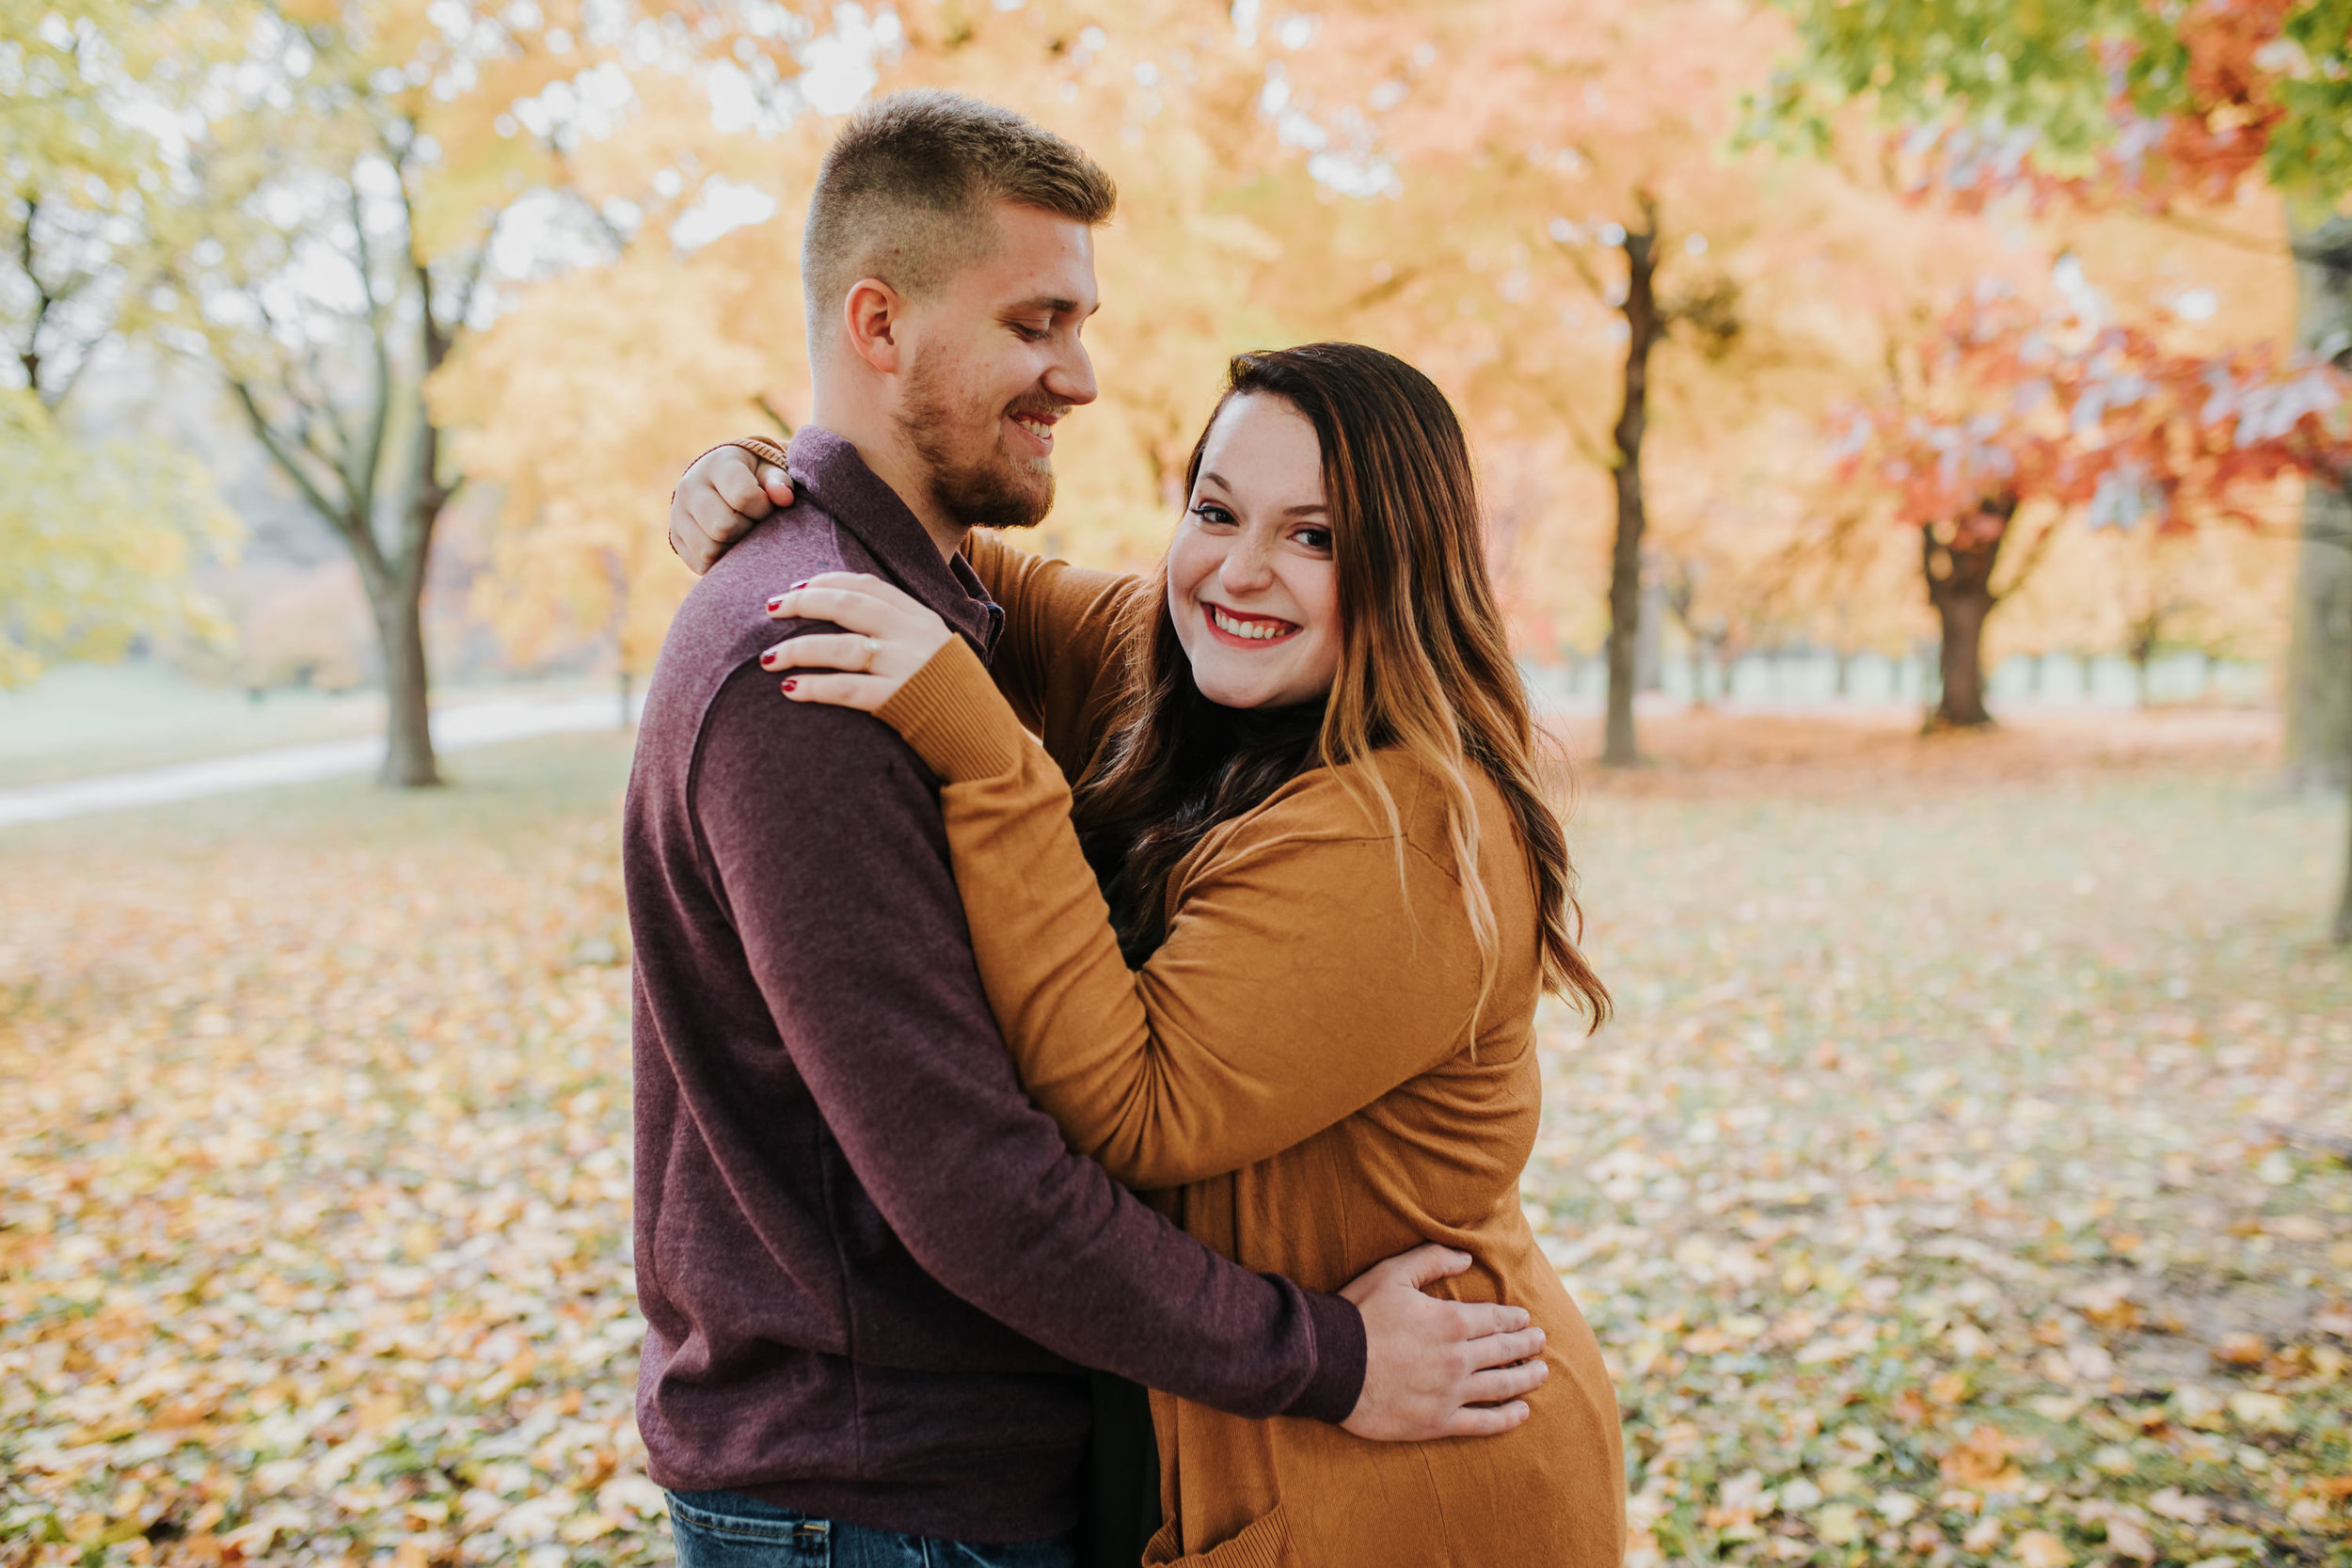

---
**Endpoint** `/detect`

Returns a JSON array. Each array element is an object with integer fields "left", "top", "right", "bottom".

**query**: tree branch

[
  {"left": 752, "top": 393, "right": 795, "bottom": 438},
  {"left": 1549, "top": 229, "right": 1611, "bottom": 302},
  {"left": 17, "top": 198, "right": 55, "bottom": 403},
  {"left": 446, "top": 199, "right": 514, "bottom": 336},
  {"left": 350, "top": 176, "right": 393, "bottom": 510},
  {"left": 225, "top": 373, "right": 385, "bottom": 582},
  {"left": 1991, "top": 507, "right": 2064, "bottom": 602},
  {"left": 2144, "top": 207, "right": 2289, "bottom": 259}
]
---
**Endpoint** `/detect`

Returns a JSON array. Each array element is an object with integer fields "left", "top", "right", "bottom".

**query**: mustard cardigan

[{"left": 869, "top": 532, "right": 1627, "bottom": 1568}]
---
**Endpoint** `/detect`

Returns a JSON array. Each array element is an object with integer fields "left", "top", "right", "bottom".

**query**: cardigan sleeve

[
  {"left": 877, "top": 639, "right": 1488, "bottom": 1191},
  {"left": 958, "top": 529, "right": 1143, "bottom": 780},
  {"left": 723, "top": 439, "right": 1141, "bottom": 780}
]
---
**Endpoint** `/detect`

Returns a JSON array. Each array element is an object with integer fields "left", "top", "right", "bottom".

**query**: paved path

[{"left": 0, "top": 693, "right": 633, "bottom": 829}]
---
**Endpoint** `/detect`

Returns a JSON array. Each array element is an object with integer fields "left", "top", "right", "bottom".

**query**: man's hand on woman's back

[
  {"left": 1343, "top": 1243, "right": 1547, "bottom": 1440},
  {"left": 671, "top": 444, "right": 794, "bottom": 574}
]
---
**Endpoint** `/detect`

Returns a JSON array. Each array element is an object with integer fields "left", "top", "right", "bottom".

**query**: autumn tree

[
  {"left": 0, "top": 389, "right": 235, "bottom": 684},
  {"left": 5, "top": 0, "right": 162, "bottom": 405},
  {"left": 1840, "top": 288, "right": 2348, "bottom": 728},
  {"left": 441, "top": 219, "right": 809, "bottom": 716},
  {"left": 2, "top": 0, "right": 237, "bottom": 682},
  {"left": 160, "top": 0, "right": 638, "bottom": 784},
  {"left": 1254, "top": 0, "right": 2009, "bottom": 764},
  {"left": 1761, "top": 0, "right": 2352, "bottom": 777}
]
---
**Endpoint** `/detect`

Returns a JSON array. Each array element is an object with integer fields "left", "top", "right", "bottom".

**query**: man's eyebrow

[{"left": 1005, "top": 294, "right": 1096, "bottom": 315}]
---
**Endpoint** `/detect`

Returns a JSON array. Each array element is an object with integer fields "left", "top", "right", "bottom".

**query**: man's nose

[{"left": 1042, "top": 336, "right": 1098, "bottom": 407}]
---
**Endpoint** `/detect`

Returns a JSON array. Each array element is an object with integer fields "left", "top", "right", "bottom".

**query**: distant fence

[{"left": 1520, "top": 650, "right": 2272, "bottom": 711}]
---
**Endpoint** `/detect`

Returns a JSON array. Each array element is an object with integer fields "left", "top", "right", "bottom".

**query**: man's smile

[{"left": 1009, "top": 408, "right": 1062, "bottom": 454}]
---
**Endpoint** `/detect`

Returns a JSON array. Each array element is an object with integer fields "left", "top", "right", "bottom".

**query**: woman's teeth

[{"left": 1210, "top": 605, "right": 1295, "bottom": 641}]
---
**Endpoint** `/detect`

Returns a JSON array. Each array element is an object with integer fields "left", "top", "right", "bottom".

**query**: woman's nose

[{"left": 1219, "top": 536, "right": 1276, "bottom": 592}]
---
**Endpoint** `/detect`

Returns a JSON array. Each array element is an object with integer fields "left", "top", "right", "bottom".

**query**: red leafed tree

[
  {"left": 1769, "top": 0, "right": 2352, "bottom": 783},
  {"left": 1842, "top": 288, "right": 2351, "bottom": 729}
]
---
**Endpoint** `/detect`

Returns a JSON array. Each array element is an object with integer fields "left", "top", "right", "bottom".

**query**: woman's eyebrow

[{"left": 1196, "top": 473, "right": 1327, "bottom": 515}]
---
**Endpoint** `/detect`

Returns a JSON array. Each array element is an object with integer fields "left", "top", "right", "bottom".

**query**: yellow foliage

[
  {"left": 438, "top": 222, "right": 810, "bottom": 674},
  {"left": 0, "top": 389, "right": 240, "bottom": 687}
]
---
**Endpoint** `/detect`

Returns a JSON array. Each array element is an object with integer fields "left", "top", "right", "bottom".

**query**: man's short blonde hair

[{"left": 803, "top": 90, "right": 1117, "bottom": 336}]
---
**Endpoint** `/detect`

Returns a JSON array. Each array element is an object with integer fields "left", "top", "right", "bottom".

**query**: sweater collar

[{"left": 785, "top": 425, "right": 1004, "bottom": 659}]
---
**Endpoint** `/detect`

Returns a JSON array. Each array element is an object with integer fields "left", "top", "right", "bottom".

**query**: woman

[{"left": 712, "top": 344, "right": 1622, "bottom": 1566}]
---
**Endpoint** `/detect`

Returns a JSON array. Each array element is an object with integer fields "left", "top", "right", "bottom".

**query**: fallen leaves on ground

[
  {"left": 1534, "top": 712, "right": 2352, "bottom": 1568},
  {"left": 2, "top": 716, "right": 2348, "bottom": 1566},
  {"left": 2, "top": 741, "right": 655, "bottom": 1566}
]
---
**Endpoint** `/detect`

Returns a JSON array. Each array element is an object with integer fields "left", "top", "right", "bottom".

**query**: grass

[{"left": 1, "top": 713, "right": 2346, "bottom": 1566}]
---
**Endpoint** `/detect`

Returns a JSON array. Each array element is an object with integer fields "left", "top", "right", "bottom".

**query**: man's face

[{"left": 894, "top": 202, "right": 1101, "bottom": 531}]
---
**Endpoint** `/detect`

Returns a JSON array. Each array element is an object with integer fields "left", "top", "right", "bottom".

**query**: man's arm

[{"left": 691, "top": 665, "right": 1547, "bottom": 1434}]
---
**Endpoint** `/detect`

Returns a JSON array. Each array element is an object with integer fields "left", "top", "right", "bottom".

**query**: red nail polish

[
  {"left": 781, "top": 679, "right": 797, "bottom": 693},
  {"left": 760, "top": 653, "right": 776, "bottom": 669},
  {"left": 789, "top": 579, "right": 811, "bottom": 591},
  {"left": 766, "top": 595, "right": 786, "bottom": 612}
]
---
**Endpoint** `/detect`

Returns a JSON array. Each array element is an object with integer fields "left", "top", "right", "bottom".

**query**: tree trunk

[
  {"left": 371, "top": 570, "right": 438, "bottom": 787},
  {"left": 372, "top": 420, "right": 448, "bottom": 788},
  {"left": 606, "top": 547, "right": 634, "bottom": 730},
  {"left": 1922, "top": 504, "right": 2010, "bottom": 729},
  {"left": 2285, "top": 214, "right": 2352, "bottom": 788},
  {"left": 1603, "top": 215, "right": 1661, "bottom": 768},
  {"left": 2335, "top": 765, "right": 2352, "bottom": 945},
  {"left": 2339, "top": 632, "right": 2352, "bottom": 945}
]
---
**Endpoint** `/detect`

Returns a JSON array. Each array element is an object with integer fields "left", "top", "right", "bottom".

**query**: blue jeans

[{"left": 666, "top": 1490, "right": 1079, "bottom": 1568}]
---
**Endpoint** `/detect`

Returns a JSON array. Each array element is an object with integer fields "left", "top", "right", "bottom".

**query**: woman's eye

[
  {"left": 1189, "top": 503, "right": 1236, "bottom": 528},
  {"left": 1295, "top": 527, "right": 1333, "bottom": 551}
]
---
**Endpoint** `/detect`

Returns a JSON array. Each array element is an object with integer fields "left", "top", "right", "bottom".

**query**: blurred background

[{"left": 4, "top": 3, "right": 2352, "bottom": 1566}]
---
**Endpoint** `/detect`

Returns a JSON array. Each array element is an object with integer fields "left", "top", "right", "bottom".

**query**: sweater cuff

[
  {"left": 724, "top": 435, "right": 791, "bottom": 470},
  {"left": 1286, "top": 1290, "right": 1368, "bottom": 1426},
  {"left": 875, "top": 636, "right": 1027, "bottom": 784},
  {"left": 671, "top": 437, "right": 789, "bottom": 503}
]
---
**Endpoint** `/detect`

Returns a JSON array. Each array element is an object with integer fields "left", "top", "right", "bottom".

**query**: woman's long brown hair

[{"left": 1071, "top": 343, "right": 1611, "bottom": 1026}]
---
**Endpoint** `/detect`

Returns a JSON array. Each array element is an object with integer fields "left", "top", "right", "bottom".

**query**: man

[{"left": 630, "top": 91, "right": 1547, "bottom": 1567}]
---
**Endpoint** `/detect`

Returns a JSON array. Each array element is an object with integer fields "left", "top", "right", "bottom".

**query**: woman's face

[{"left": 1167, "top": 393, "right": 1343, "bottom": 710}]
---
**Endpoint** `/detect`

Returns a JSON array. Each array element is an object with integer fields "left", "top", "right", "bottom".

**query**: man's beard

[{"left": 896, "top": 357, "right": 1057, "bottom": 532}]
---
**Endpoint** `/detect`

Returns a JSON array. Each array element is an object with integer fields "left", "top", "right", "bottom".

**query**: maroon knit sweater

[{"left": 624, "top": 428, "right": 1365, "bottom": 1544}]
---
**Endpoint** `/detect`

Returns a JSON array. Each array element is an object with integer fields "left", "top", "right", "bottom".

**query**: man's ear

[{"left": 842, "top": 277, "right": 906, "bottom": 374}]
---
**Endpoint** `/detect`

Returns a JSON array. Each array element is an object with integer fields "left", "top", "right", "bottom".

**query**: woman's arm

[
  {"left": 877, "top": 636, "right": 1488, "bottom": 1191},
  {"left": 675, "top": 439, "right": 1147, "bottom": 779},
  {"left": 959, "top": 531, "right": 1143, "bottom": 779}
]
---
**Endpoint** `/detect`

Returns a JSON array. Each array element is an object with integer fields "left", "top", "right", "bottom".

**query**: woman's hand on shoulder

[{"left": 760, "top": 574, "right": 953, "bottom": 713}]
